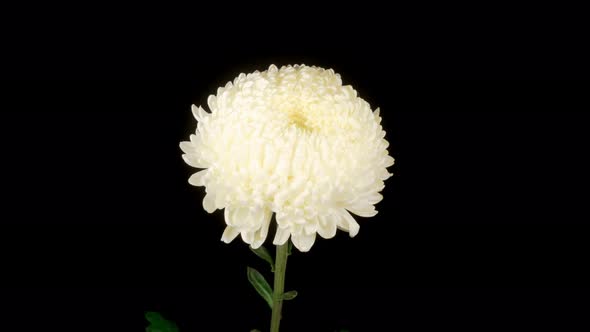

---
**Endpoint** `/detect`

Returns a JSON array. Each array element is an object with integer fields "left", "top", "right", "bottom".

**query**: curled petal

[
  {"left": 291, "top": 232, "right": 316, "bottom": 252},
  {"left": 202, "top": 193, "right": 216, "bottom": 213},
  {"left": 337, "top": 209, "right": 360, "bottom": 237},
  {"left": 251, "top": 209, "right": 272, "bottom": 249},
  {"left": 223, "top": 207, "right": 272, "bottom": 248},
  {"left": 232, "top": 207, "right": 250, "bottom": 227},
  {"left": 179, "top": 141, "right": 194, "bottom": 154},
  {"left": 317, "top": 215, "right": 337, "bottom": 239},
  {"left": 188, "top": 170, "right": 208, "bottom": 186},
  {"left": 207, "top": 95, "right": 217, "bottom": 111},
  {"left": 183, "top": 154, "right": 207, "bottom": 169},
  {"left": 347, "top": 206, "right": 378, "bottom": 218},
  {"left": 273, "top": 228, "right": 291, "bottom": 245},
  {"left": 384, "top": 156, "right": 395, "bottom": 168},
  {"left": 241, "top": 231, "right": 254, "bottom": 244},
  {"left": 191, "top": 104, "right": 209, "bottom": 122},
  {"left": 221, "top": 226, "right": 240, "bottom": 243}
]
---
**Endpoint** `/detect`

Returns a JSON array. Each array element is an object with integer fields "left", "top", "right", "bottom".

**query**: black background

[{"left": 1, "top": 4, "right": 589, "bottom": 332}]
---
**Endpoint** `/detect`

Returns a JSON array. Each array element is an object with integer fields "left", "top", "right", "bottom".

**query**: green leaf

[
  {"left": 145, "top": 312, "right": 179, "bottom": 332},
  {"left": 247, "top": 266, "right": 273, "bottom": 309},
  {"left": 282, "top": 290, "right": 298, "bottom": 300},
  {"left": 287, "top": 239, "right": 293, "bottom": 256},
  {"left": 250, "top": 245, "right": 275, "bottom": 272}
]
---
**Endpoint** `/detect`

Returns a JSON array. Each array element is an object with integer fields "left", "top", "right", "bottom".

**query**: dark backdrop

[{"left": 1, "top": 6, "right": 589, "bottom": 332}]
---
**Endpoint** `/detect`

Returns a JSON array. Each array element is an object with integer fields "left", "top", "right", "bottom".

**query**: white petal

[
  {"left": 207, "top": 95, "right": 217, "bottom": 111},
  {"left": 202, "top": 193, "right": 216, "bottom": 213},
  {"left": 293, "top": 217, "right": 307, "bottom": 225},
  {"left": 384, "top": 156, "right": 395, "bottom": 167},
  {"left": 183, "top": 154, "right": 207, "bottom": 168},
  {"left": 231, "top": 207, "right": 250, "bottom": 227},
  {"left": 179, "top": 141, "right": 194, "bottom": 154},
  {"left": 274, "top": 212, "right": 290, "bottom": 229},
  {"left": 223, "top": 208, "right": 232, "bottom": 226},
  {"left": 223, "top": 206, "right": 238, "bottom": 226},
  {"left": 191, "top": 104, "right": 200, "bottom": 120},
  {"left": 214, "top": 188, "right": 227, "bottom": 210},
  {"left": 337, "top": 209, "right": 360, "bottom": 237},
  {"left": 273, "top": 228, "right": 291, "bottom": 245},
  {"left": 304, "top": 223, "right": 316, "bottom": 235},
  {"left": 251, "top": 209, "right": 272, "bottom": 249},
  {"left": 366, "top": 193, "right": 383, "bottom": 205},
  {"left": 221, "top": 226, "right": 240, "bottom": 243},
  {"left": 190, "top": 134, "right": 202, "bottom": 146},
  {"left": 191, "top": 105, "right": 209, "bottom": 122},
  {"left": 188, "top": 170, "right": 208, "bottom": 186},
  {"left": 347, "top": 204, "right": 378, "bottom": 217},
  {"left": 241, "top": 231, "right": 254, "bottom": 244},
  {"left": 291, "top": 232, "right": 316, "bottom": 252},
  {"left": 317, "top": 215, "right": 337, "bottom": 239}
]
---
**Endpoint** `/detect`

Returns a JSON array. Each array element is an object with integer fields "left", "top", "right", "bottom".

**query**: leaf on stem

[
  {"left": 247, "top": 266, "right": 273, "bottom": 309},
  {"left": 250, "top": 245, "right": 275, "bottom": 272},
  {"left": 145, "top": 312, "right": 179, "bottom": 332},
  {"left": 287, "top": 239, "right": 293, "bottom": 256},
  {"left": 282, "top": 290, "right": 298, "bottom": 300}
]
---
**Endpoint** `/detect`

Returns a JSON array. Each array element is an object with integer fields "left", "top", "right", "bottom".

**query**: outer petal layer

[{"left": 181, "top": 64, "right": 394, "bottom": 251}]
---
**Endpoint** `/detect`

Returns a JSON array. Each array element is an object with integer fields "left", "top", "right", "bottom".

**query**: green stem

[{"left": 270, "top": 242, "right": 289, "bottom": 332}]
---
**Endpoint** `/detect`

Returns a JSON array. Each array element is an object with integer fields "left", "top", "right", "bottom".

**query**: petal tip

[{"left": 221, "top": 226, "right": 240, "bottom": 243}]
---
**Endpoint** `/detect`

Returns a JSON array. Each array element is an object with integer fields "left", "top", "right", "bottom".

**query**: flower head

[{"left": 180, "top": 64, "right": 394, "bottom": 252}]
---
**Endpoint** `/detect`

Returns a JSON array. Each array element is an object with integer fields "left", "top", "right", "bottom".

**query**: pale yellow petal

[
  {"left": 188, "top": 169, "right": 207, "bottom": 186},
  {"left": 221, "top": 226, "right": 240, "bottom": 243},
  {"left": 338, "top": 209, "right": 360, "bottom": 237},
  {"left": 273, "top": 228, "right": 291, "bottom": 245},
  {"left": 317, "top": 215, "right": 337, "bottom": 239},
  {"left": 179, "top": 141, "right": 194, "bottom": 154},
  {"left": 202, "top": 193, "right": 216, "bottom": 213},
  {"left": 291, "top": 232, "right": 316, "bottom": 252},
  {"left": 251, "top": 209, "right": 272, "bottom": 249}
]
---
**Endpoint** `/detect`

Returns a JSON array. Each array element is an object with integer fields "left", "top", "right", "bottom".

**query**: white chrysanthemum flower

[{"left": 180, "top": 64, "right": 394, "bottom": 252}]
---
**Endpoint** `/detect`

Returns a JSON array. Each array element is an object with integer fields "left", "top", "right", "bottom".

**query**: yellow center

[{"left": 287, "top": 108, "right": 313, "bottom": 131}]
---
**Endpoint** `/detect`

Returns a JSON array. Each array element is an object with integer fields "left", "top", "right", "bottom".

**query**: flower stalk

[{"left": 270, "top": 243, "right": 289, "bottom": 332}]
